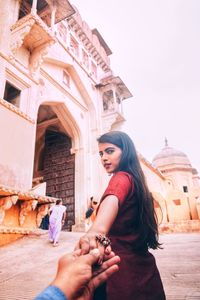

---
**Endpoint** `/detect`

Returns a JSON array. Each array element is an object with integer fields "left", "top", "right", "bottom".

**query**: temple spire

[{"left": 165, "top": 137, "right": 168, "bottom": 147}]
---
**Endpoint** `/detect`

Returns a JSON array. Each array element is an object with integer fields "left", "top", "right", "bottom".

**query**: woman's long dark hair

[{"left": 97, "top": 131, "right": 161, "bottom": 249}]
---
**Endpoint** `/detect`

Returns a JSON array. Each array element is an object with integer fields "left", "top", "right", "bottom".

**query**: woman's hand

[
  {"left": 75, "top": 232, "right": 112, "bottom": 264},
  {"left": 75, "top": 195, "right": 119, "bottom": 262}
]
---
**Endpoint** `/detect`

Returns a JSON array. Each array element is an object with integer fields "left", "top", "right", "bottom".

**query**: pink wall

[{"left": 0, "top": 103, "right": 35, "bottom": 190}]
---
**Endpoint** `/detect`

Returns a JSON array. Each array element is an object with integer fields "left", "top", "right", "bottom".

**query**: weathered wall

[
  {"left": 0, "top": 103, "right": 35, "bottom": 190},
  {"left": 140, "top": 159, "right": 167, "bottom": 197}
]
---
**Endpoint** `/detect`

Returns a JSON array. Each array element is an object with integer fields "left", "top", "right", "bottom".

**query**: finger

[
  {"left": 72, "top": 249, "right": 82, "bottom": 258},
  {"left": 103, "top": 251, "right": 115, "bottom": 261},
  {"left": 88, "top": 237, "right": 98, "bottom": 250},
  {"left": 74, "top": 242, "right": 80, "bottom": 251},
  {"left": 77, "top": 248, "right": 101, "bottom": 266},
  {"left": 91, "top": 264, "right": 119, "bottom": 289},
  {"left": 96, "top": 243, "right": 106, "bottom": 265},
  {"left": 101, "top": 255, "right": 120, "bottom": 270},
  {"left": 92, "top": 255, "right": 120, "bottom": 276},
  {"left": 79, "top": 236, "right": 90, "bottom": 254},
  {"left": 104, "top": 245, "right": 112, "bottom": 255},
  {"left": 57, "top": 252, "right": 74, "bottom": 266}
]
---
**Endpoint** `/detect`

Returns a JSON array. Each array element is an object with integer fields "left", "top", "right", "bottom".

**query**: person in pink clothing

[{"left": 49, "top": 199, "right": 66, "bottom": 247}]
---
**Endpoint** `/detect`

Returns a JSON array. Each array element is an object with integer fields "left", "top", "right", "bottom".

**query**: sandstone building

[
  {"left": 0, "top": 0, "right": 132, "bottom": 245},
  {"left": 140, "top": 139, "right": 200, "bottom": 232},
  {"left": 0, "top": 0, "right": 199, "bottom": 246}
]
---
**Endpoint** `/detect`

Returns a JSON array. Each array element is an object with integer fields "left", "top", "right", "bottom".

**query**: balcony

[
  {"left": 10, "top": 0, "right": 75, "bottom": 78},
  {"left": 96, "top": 75, "right": 133, "bottom": 131}
]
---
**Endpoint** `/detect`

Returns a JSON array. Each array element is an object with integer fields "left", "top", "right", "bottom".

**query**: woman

[
  {"left": 76, "top": 131, "right": 166, "bottom": 300},
  {"left": 49, "top": 199, "right": 66, "bottom": 247}
]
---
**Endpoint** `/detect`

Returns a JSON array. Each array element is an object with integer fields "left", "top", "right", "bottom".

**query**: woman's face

[{"left": 98, "top": 142, "right": 122, "bottom": 174}]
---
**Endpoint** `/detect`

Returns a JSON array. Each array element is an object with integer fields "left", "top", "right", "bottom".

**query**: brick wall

[{"left": 43, "top": 130, "right": 75, "bottom": 231}]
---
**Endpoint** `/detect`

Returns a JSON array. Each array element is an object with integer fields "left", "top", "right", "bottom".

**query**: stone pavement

[{"left": 0, "top": 231, "right": 200, "bottom": 300}]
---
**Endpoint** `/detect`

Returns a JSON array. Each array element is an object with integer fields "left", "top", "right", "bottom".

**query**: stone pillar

[
  {"left": 0, "top": 58, "right": 6, "bottom": 98},
  {"left": 0, "top": 0, "right": 19, "bottom": 55},
  {"left": 31, "top": 0, "right": 38, "bottom": 13},
  {"left": 196, "top": 198, "right": 200, "bottom": 219},
  {"left": 50, "top": 5, "right": 57, "bottom": 33}
]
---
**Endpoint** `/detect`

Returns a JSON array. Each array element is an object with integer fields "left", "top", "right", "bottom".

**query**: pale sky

[{"left": 72, "top": 0, "right": 200, "bottom": 172}]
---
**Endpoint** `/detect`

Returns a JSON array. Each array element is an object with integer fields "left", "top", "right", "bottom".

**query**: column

[
  {"left": 0, "top": 0, "right": 12, "bottom": 54},
  {"left": 51, "top": 5, "right": 57, "bottom": 33},
  {"left": 31, "top": 0, "right": 38, "bottom": 14}
]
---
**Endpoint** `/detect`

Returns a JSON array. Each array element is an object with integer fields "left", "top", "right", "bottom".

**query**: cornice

[
  {"left": 67, "top": 17, "right": 110, "bottom": 72},
  {"left": 139, "top": 153, "right": 165, "bottom": 179},
  {"left": 160, "top": 167, "right": 195, "bottom": 174},
  {"left": 0, "top": 98, "right": 35, "bottom": 124},
  {"left": 0, "top": 184, "right": 57, "bottom": 204}
]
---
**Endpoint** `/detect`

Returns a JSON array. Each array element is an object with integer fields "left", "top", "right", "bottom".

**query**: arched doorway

[{"left": 33, "top": 104, "right": 75, "bottom": 231}]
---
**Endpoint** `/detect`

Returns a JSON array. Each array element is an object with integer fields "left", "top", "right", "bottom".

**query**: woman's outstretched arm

[{"left": 75, "top": 195, "right": 119, "bottom": 259}]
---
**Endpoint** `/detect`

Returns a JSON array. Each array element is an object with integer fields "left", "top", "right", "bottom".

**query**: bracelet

[{"left": 95, "top": 234, "right": 111, "bottom": 248}]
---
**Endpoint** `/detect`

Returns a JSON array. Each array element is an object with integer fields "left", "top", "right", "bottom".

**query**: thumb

[{"left": 81, "top": 248, "right": 100, "bottom": 266}]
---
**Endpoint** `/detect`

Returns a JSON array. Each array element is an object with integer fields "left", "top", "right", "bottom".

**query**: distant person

[
  {"left": 40, "top": 213, "right": 49, "bottom": 230},
  {"left": 76, "top": 131, "right": 166, "bottom": 300},
  {"left": 85, "top": 197, "right": 99, "bottom": 229},
  {"left": 34, "top": 248, "right": 120, "bottom": 300},
  {"left": 49, "top": 200, "right": 66, "bottom": 247}
]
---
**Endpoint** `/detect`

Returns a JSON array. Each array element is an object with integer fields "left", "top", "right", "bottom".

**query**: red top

[{"left": 94, "top": 171, "right": 166, "bottom": 300}]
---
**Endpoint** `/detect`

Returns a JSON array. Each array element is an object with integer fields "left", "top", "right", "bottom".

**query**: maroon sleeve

[{"left": 101, "top": 171, "right": 134, "bottom": 205}]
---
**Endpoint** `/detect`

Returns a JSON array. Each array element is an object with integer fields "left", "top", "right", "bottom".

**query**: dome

[{"left": 152, "top": 139, "right": 191, "bottom": 169}]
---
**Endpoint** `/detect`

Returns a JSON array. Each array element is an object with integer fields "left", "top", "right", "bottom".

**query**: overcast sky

[{"left": 72, "top": 0, "right": 200, "bottom": 172}]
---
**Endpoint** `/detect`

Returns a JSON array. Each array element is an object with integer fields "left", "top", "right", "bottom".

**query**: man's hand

[{"left": 51, "top": 249, "right": 120, "bottom": 300}]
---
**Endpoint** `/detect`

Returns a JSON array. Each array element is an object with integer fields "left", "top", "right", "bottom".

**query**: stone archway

[{"left": 33, "top": 104, "right": 76, "bottom": 231}]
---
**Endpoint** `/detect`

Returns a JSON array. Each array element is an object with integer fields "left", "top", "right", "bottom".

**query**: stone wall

[{"left": 43, "top": 131, "right": 75, "bottom": 231}]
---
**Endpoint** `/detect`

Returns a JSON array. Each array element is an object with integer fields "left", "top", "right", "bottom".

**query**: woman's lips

[{"left": 104, "top": 163, "right": 111, "bottom": 170}]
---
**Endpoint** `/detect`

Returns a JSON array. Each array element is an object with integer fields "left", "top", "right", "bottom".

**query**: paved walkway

[{"left": 0, "top": 232, "right": 200, "bottom": 300}]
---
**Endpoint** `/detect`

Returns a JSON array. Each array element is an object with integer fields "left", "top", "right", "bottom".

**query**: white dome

[{"left": 152, "top": 141, "right": 191, "bottom": 169}]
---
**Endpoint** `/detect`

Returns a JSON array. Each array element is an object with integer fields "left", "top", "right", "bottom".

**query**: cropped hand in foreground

[{"left": 51, "top": 248, "right": 120, "bottom": 300}]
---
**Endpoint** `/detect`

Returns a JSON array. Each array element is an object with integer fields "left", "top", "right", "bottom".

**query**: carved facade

[
  {"left": 1, "top": 1, "right": 199, "bottom": 245},
  {"left": 0, "top": 0, "right": 132, "bottom": 245},
  {"left": 139, "top": 141, "right": 200, "bottom": 233}
]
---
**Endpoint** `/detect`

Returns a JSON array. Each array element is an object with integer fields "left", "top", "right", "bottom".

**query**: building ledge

[
  {"left": 0, "top": 98, "right": 35, "bottom": 124},
  {"left": 0, "top": 226, "right": 33, "bottom": 234},
  {"left": 159, "top": 220, "right": 200, "bottom": 233},
  {"left": 0, "top": 184, "right": 57, "bottom": 204}
]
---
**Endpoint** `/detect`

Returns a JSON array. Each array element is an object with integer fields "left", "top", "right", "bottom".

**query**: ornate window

[
  {"left": 91, "top": 61, "right": 97, "bottom": 78},
  {"left": 183, "top": 186, "right": 188, "bottom": 193},
  {"left": 70, "top": 35, "right": 79, "bottom": 57},
  {"left": 57, "top": 22, "right": 68, "bottom": 43},
  {"left": 82, "top": 49, "right": 89, "bottom": 69}
]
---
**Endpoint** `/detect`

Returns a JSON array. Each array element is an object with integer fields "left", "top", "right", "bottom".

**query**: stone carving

[
  {"left": 0, "top": 195, "right": 18, "bottom": 224},
  {"left": 103, "top": 90, "right": 115, "bottom": 112},
  {"left": 10, "top": 19, "right": 35, "bottom": 54},
  {"left": 19, "top": 200, "right": 38, "bottom": 226},
  {"left": 29, "top": 41, "right": 54, "bottom": 78},
  {"left": 67, "top": 15, "right": 110, "bottom": 72},
  {"left": 36, "top": 204, "right": 49, "bottom": 227}
]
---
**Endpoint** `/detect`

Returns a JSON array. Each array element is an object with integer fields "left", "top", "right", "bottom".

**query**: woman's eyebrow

[
  {"left": 105, "top": 147, "right": 115, "bottom": 150},
  {"left": 99, "top": 147, "right": 115, "bottom": 154}
]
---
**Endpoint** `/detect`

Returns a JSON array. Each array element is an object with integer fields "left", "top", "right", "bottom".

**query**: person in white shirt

[{"left": 49, "top": 199, "right": 66, "bottom": 247}]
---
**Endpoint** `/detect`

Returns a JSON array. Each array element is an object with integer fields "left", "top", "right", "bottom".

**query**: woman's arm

[
  {"left": 76, "top": 195, "right": 119, "bottom": 256},
  {"left": 89, "top": 195, "right": 119, "bottom": 234},
  {"left": 62, "top": 212, "right": 67, "bottom": 224}
]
